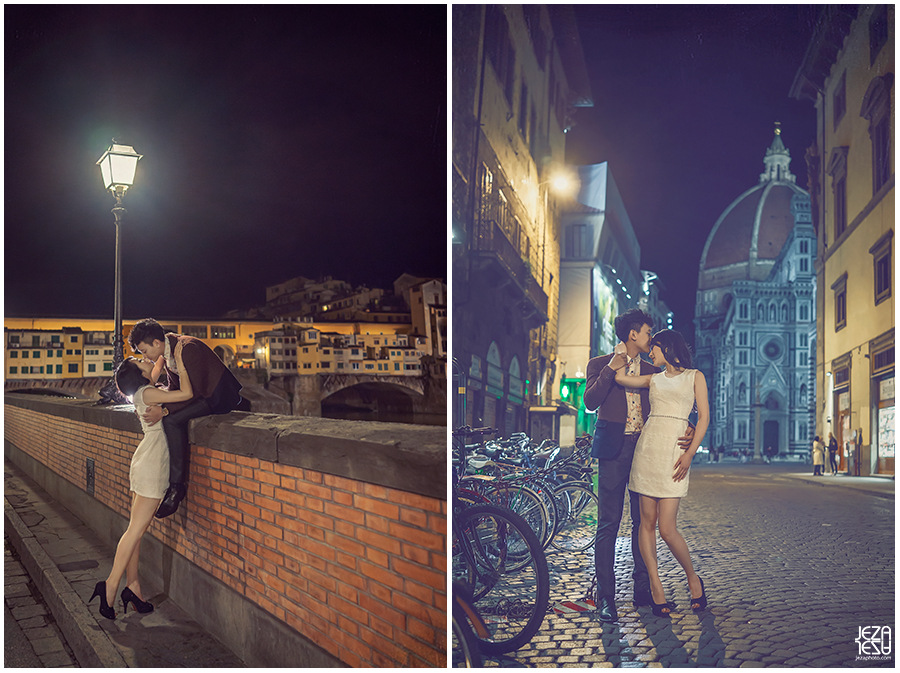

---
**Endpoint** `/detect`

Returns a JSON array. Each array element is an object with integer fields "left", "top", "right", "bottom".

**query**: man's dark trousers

[
  {"left": 162, "top": 374, "right": 242, "bottom": 484},
  {"left": 594, "top": 434, "right": 649, "bottom": 600}
]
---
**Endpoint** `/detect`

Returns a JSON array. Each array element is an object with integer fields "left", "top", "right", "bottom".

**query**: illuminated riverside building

[{"left": 5, "top": 317, "right": 424, "bottom": 384}]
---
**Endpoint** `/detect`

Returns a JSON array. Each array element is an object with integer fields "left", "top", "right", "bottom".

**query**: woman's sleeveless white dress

[
  {"left": 629, "top": 370, "right": 697, "bottom": 499},
  {"left": 130, "top": 385, "right": 170, "bottom": 500}
]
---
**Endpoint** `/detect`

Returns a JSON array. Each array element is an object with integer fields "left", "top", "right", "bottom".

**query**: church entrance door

[{"left": 763, "top": 420, "right": 779, "bottom": 458}]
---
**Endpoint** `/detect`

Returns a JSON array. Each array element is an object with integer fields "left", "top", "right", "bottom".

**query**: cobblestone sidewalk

[
  {"left": 479, "top": 465, "right": 894, "bottom": 668},
  {"left": 5, "top": 537, "right": 79, "bottom": 667}
]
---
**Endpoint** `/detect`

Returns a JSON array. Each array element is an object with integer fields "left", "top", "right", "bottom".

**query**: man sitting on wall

[{"left": 128, "top": 318, "right": 244, "bottom": 518}]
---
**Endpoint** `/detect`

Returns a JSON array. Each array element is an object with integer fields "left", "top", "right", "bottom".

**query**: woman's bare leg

[
  {"left": 125, "top": 537, "right": 144, "bottom": 600},
  {"left": 656, "top": 498, "right": 702, "bottom": 605},
  {"left": 104, "top": 493, "right": 160, "bottom": 606},
  {"left": 637, "top": 494, "right": 668, "bottom": 611}
]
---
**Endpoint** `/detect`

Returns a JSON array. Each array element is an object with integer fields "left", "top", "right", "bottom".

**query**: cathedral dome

[{"left": 698, "top": 126, "right": 809, "bottom": 298}]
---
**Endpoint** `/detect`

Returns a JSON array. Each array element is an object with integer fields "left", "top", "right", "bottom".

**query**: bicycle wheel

[
  {"left": 550, "top": 482, "right": 599, "bottom": 552},
  {"left": 454, "top": 504, "right": 550, "bottom": 655},
  {"left": 451, "top": 583, "right": 484, "bottom": 667},
  {"left": 528, "top": 477, "right": 560, "bottom": 550},
  {"left": 481, "top": 483, "right": 548, "bottom": 556}
]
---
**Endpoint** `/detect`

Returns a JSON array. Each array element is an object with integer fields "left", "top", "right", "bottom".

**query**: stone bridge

[{"left": 319, "top": 373, "right": 427, "bottom": 398}]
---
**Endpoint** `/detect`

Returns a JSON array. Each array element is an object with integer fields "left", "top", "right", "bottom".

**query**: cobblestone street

[{"left": 482, "top": 463, "right": 894, "bottom": 668}]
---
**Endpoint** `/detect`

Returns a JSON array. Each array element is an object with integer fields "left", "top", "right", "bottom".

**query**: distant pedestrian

[
  {"left": 812, "top": 436, "right": 825, "bottom": 476},
  {"left": 827, "top": 432, "right": 839, "bottom": 475}
]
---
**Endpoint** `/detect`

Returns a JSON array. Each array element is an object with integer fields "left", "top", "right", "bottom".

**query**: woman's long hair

[
  {"left": 115, "top": 358, "right": 147, "bottom": 397},
  {"left": 650, "top": 329, "right": 693, "bottom": 369}
]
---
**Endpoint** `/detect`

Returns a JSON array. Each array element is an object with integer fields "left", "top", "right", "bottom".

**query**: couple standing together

[
  {"left": 90, "top": 318, "right": 244, "bottom": 619},
  {"left": 585, "top": 309, "right": 710, "bottom": 619}
]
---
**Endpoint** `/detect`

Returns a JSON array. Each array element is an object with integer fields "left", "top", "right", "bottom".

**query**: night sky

[
  {"left": 567, "top": 5, "right": 822, "bottom": 342},
  {"left": 5, "top": 5, "right": 446, "bottom": 319}
]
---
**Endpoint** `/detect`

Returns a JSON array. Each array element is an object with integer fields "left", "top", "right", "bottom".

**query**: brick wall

[{"left": 4, "top": 398, "right": 447, "bottom": 667}]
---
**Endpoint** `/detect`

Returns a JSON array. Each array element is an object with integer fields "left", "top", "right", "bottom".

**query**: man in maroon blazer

[
  {"left": 583, "top": 308, "right": 690, "bottom": 622},
  {"left": 129, "top": 318, "right": 244, "bottom": 518}
]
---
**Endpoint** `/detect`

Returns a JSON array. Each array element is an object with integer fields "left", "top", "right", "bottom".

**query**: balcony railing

[{"left": 473, "top": 218, "right": 549, "bottom": 320}]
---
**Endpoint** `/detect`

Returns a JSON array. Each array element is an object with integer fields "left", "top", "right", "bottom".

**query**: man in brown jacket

[
  {"left": 129, "top": 318, "right": 244, "bottom": 518},
  {"left": 583, "top": 308, "right": 690, "bottom": 622}
]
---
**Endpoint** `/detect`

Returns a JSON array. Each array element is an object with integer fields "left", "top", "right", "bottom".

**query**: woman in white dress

[
  {"left": 614, "top": 330, "right": 709, "bottom": 617},
  {"left": 89, "top": 341, "right": 193, "bottom": 620}
]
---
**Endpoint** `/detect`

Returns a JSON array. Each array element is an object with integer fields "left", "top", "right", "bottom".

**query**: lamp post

[{"left": 96, "top": 140, "right": 142, "bottom": 405}]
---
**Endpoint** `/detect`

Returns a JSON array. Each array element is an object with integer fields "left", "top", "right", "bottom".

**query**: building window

[
  {"left": 832, "top": 273, "right": 848, "bottom": 332},
  {"left": 827, "top": 146, "right": 849, "bottom": 241},
  {"left": 738, "top": 351, "right": 748, "bottom": 366},
  {"left": 9, "top": 351, "right": 17, "bottom": 358},
  {"left": 10, "top": 336, "right": 19, "bottom": 344},
  {"left": 739, "top": 302, "right": 749, "bottom": 320},
  {"left": 104, "top": 363, "right": 113, "bottom": 371},
  {"left": 565, "top": 224, "right": 593, "bottom": 258},
  {"left": 799, "top": 302, "right": 810, "bottom": 322},
  {"left": 870, "top": 230, "right": 893, "bottom": 306},
  {"left": 737, "top": 420, "right": 747, "bottom": 441},
  {"left": 738, "top": 331, "right": 748, "bottom": 347},
  {"left": 88, "top": 364, "right": 96, "bottom": 373},
  {"left": 518, "top": 80, "right": 529, "bottom": 141},
  {"left": 832, "top": 71, "right": 846, "bottom": 129},
  {"left": 211, "top": 326, "right": 235, "bottom": 339},
  {"left": 869, "top": 5, "right": 889, "bottom": 64},
  {"left": 70, "top": 336, "right": 78, "bottom": 343},
  {"left": 9, "top": 367, "right": 16, "bottom": 374},
  {"left": 485, "top": 6, "right": 515, "bottom": 105},
  {"left": 861, "top": 73, "right": 893, "bottom": 195},
  {"left": 182, "top": 325, "right": 208, "bottom": 338},
  {"left": 68, "top": 364, "right": 78, "bottom": 373}
]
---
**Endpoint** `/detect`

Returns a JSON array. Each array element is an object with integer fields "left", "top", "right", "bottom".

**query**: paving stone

[
  {"left": 10, "top": 604, "right": 47, "bottom": 620},
  {"left": 4, "top": 583, "right": 33, "bottom": 598},
  {"left": 17, "top": 615, "right": 47, "bottom": 629},
  {"left": 23, "top": 626, "right": 57, "bottom": 642},
  {"left": 30, "top": 636, "right": 65, "bottom": 656},
  {"left": 38, "top": 650, "right": 75, "bottom": 667}
]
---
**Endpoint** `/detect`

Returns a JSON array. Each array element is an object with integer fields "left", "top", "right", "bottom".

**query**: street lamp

[{"left": 96, "top": 141, "right": 142, "bottom": 405}]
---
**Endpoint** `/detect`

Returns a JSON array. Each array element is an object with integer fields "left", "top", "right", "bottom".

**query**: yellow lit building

[
  {"left": 791, "top": 5, "right": 894, "bottom": 475},
  {"left": 5, "top": 317, "right": 424, "bottom": 383}
]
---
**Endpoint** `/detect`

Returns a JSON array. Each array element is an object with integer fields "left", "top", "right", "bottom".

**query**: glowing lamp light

[{"left": 96, "top": 142, "right": 143, "bottom": 195}]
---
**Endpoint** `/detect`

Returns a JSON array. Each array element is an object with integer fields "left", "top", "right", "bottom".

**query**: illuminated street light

[{"left": 96, "top": 140, "right": 142, "bottom": 405}]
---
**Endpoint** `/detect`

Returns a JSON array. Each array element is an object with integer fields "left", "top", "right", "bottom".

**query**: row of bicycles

[{"left": 451, "top": 427, "right": 599, "bottom": 667}]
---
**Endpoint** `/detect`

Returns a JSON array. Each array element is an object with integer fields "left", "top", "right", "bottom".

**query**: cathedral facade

[{"left": 694, "top": 129, "right": 816, "bottom": 459}]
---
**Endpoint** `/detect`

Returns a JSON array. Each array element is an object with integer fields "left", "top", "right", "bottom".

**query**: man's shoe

[
  {"left": 155, "top": 483, "right": 187, "bottom": 519},
  {"left": 596, "top": 595, "right": 617, "bottom": 623}
]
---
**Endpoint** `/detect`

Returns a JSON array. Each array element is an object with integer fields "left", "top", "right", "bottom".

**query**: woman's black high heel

[
  {"left": 121, "top": 586, "right": 154, "bottom": 614},
  {"left": 690, "top": 577, "right": 707, "bottom": 612},
  {"left": 89, "top": 581, "right": 116, "bottom": 620},
  {"left": 649, "top": 590, "right": 673, "bottom": 617}
]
